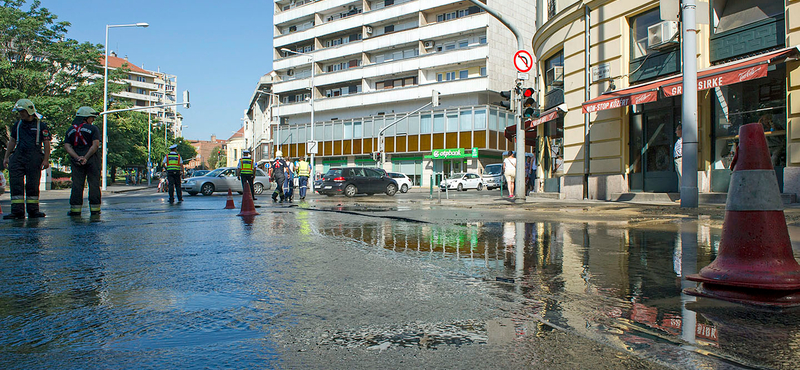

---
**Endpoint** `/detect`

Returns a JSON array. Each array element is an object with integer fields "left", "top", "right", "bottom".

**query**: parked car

[
  {"left": 182, "top": 167, "right": 272, "bottom": 196},
  {"left": 387, "top": 172, "right": 413, "bottom": 193},
  {"left": 439, "top": 172, "right": 484, "bottom": 191},
  {"left": 317, "top": 167, "right": 398, "bottom": 197},
  {"left": 482, "top": 164, "right": 505, "bottom": 190}
]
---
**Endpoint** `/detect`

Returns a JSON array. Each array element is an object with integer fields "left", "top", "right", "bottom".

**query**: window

[
  {"left": 459, "top": 39, "right": 469, "bottom": 48},
  {"left": 479, "top": 36, "right": 487, "bottom": 44},
  {"left": 446, "top": 72, "right": 456, "bottom": 81},
  {"left": 384, "top": 25, "right": 394, "bottom": 33},
  {"left": 137, "top": 88, "right": 146, "bottom": 94},
  {"left": 459, "top": 70, "right": 469, "bottom": 79},
  {"left": 433, "top": 113, "right": 445, "bottom": 132},
  {"left": 630, "top": 9, "right": 661, "bottom": 59},
  {"left": 421, "top": 114, "right": 432, "bottom": 134},
  {"left": 444, "top": 43, "right": 456, "bottom": 51},
  {"left": 544, "top": 51, "right": 564, "bottom": 93},
  {"left": 136, "top": 76, "right": 146, "bottom": 82},
  {"left": 385, "top": 0, "right": 394, "bottom": 6},
  {"left": 480, "top": 67, "right": 487, "bottom": 76},
  {"left": 713, "top": 0, "right": 783, "bottom": 34},
  {"left": 437, "top": 73, "right": 443, "bottom": 82}
]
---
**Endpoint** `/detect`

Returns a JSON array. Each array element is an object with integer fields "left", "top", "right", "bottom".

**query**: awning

[
  {"left": 581, "top": 80, "right": 667, "bottom": 114},
  {"left": 526, "top": 104, "right": 566, "bottom": 130},
  {"left": 504, "top": 124, "right": 537, "bottom": 147},
  {"left": 662, "top": 46, "right": 800, "bottom": 97}
]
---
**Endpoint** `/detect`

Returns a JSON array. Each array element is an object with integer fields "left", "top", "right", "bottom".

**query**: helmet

[
  {"left": 76, "top": 106, "right": 99, "bottom": 118},
  {"left": 276, "top": 150, "right": 283, "bottom": 157},
  {"left": 243, "top": 149, "right": 251, "bottom": 155},
  {"left": 169, "top": 144, "right": 178, "bottom": 150},
  {"left": 12, "top": 99, "right": 36, "bottom": 115}
]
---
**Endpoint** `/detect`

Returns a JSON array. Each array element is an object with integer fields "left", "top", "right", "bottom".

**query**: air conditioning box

[
  {"left": 647, "top": 21, "right": 679, "bottom": 49},
  {"left": 546, "top": 66, "right": 563, "bottom": 86},
  {"left": 365, "top": 26, "right": 373, "bottom": 34},
  {"left": 423, "top": 40, "right": 434, "bottom": 49}
]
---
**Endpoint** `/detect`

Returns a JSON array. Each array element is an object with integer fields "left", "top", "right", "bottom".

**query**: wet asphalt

[{"left": 0, "top": 189, "right": 798, "bottom": 369}]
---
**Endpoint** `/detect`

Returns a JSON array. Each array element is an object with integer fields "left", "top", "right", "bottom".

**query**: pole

[
  {"left": 309, "top": 55, "right": 316, "bottom": 194},
  {"left": 147, "top": 95, "right": 152, "bottom": 186},
  {"left": 681, "top": 0, "right": 699, "bottom": 208},
  {"left": 583, "top": 5, "right": 591, "bottom": 200},
  {"left": 102, "top": 25, "right": 109, "bottom": 190}
]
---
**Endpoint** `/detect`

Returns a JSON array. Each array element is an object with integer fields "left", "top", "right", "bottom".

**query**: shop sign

[
  {"left": 582, "top": 90, "right": 658, "bottom": 113},
  {"left": 429, "top": 148, "right": 479, "bottom": 159},
  {"left": 662, "top": 64, "right": 769, "bottom": 97}
]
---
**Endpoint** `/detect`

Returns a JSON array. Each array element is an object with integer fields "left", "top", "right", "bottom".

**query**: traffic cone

[
  {"left": 685, "top": 122, "right": 800, "bottom": 307},
  {"left": 224, "top": 189, "right": 236, "bottom": 209},
  {"left": 238, "top": 183, "right": 259, "bottom": 217}
]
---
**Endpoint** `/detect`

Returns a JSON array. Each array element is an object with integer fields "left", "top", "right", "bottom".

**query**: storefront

[{"left": 424, "top": 148, "right": 480, "bottom": 184}]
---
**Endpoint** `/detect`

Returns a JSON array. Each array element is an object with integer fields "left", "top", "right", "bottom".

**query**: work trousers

[
  {"left": 8, "top": 151, "right": 42, "bottom": 215},
  {"left": 272, "top": 176, "right": 285, "bottom": 201},
  {"left": 284, "top": 175, "right": 293, "bottom": 200},
  {"left": 240, "top": 174, "right": 255, "bottom": 198},
  {"left": 298, "top": 176, "right": 308, "bottom": 198},
  {"left": 167, "top": 170, "right": 182, "bottom": 202},
  {"left": 69, "top": 155, "right": 101, "bottom": 213}
]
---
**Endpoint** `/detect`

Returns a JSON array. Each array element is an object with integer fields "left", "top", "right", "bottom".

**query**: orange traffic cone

[
  {"left": 224, "top": 189, "right": 236, "bottom": 209},
  {"left": 685, "top": 122, "right": 800, "bottom": 307},
  {"left": 238, "top": 183, "right": 259, "bottom": 217}
]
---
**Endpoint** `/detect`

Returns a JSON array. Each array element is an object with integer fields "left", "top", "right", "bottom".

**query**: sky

[{"left": 40, "top": 0, "right": 275, "bottom": 142}]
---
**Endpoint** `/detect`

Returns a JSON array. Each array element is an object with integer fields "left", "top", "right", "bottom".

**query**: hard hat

[
  {"left": 76, "top": 106, "right": 99, "bottom": 118},
  {"left": 276, "top": 150, "right": 283, "bottom": 157},
  {"left": 12, "top": 99, "right": 36, "bottom": 116},
  {"left": 169, "top": 144, "right": 178, "bottom": 150}
]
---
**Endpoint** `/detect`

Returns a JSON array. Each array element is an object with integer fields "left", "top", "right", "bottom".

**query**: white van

[{"left": 482, "top": 164, "right": 504, "bottom": 190}]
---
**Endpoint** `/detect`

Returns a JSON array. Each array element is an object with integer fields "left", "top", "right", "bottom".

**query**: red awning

[
  {"left": 581, "top": 79, "right": 670, "bottom": 114},
  {"left": 504, "top": 124, "right": 537, "bottom": 147},
  {"left": 525, "top": 105, "right": 563, "bottom": 129},
  {"left": 661, "top": 46, "right": 800, "bottom": 97}
]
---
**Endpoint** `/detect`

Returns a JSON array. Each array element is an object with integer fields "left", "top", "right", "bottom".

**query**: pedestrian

[
  {"left": 237, "top": 149, "right": 256, "bottom": 200},
  {"left": 284, "top": 158, "right": 295, "bottom": 202},
  {"left": 2, "top": 99, "right": 51, "bottom": 219},
  {"left": 527, "top": 156, "right": 537, "bottom": 195},
  {"left": 502, "top": 151, "right": 516, "bottom": 198},
  {"left": 64, "top": 106, "right": 102, "bottom": 216},
  {"left": 0, "top": 171, "right": 5, "bottom": 195},
  {"left": 271, "top": 150, "right": 287, "bottom": 203},
  {"left": 674, "top": 123, "right": 683, "bottom": 189},
  {"left": 162, "top": 144, "right": 183, "bottom": 203},
  {"left": 296, "top": 156, "right": 310, "bottom": 200}
]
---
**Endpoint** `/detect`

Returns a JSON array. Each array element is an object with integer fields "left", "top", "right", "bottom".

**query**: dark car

[{"left": 317, "top": 167, "right": 398, "bottom": 197}]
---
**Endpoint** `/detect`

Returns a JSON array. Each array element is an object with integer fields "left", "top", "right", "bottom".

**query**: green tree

[{"left": 207, "top": 146, "right": 224, "bottom": 169}]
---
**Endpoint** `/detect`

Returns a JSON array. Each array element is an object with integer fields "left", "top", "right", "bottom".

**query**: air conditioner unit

[
  {"left": 365, "top": 26, "right": 373, "bottom": 34},
  {"left": 647, "top": 21, "right": 679, "bottom": 49},
  {"left": 547, "top": 66, "right": 564, "bottom": 86},
  {"left": 423, "top": 40, "right": 434, "bottom": 49}
]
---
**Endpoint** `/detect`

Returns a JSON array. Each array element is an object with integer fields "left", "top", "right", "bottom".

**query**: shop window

[{"left": 713, "top": 0, "right": 782, "bottom": 34}]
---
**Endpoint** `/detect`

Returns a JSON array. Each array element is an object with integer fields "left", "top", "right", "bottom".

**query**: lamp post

[
  {"left": 102, "top": 22, "right": 149, "bottom": 190},
  {"left": 280, "top": 48, "right": 315, "bottom": 193}
]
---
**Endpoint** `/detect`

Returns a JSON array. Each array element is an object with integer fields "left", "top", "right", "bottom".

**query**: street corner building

[{"left": 534, "top": 0, "right": 800, "bottom": 200}]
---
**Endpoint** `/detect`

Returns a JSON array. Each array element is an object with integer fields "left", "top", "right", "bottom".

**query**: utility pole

[{"left": 681, "top": 0, "right": 699, "bottom": 207}]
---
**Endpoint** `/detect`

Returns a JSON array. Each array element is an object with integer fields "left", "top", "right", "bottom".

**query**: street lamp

[
  {"left": 280, "top": 48, "right": 315, "bottom": 192},
  {"left": 102, "top": 22, "right": 149, "bottom": 190}
]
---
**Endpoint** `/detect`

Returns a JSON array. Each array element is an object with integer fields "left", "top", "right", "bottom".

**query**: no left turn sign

[{"left": 514, "top": 50, "right": 533, "bottom": 73}]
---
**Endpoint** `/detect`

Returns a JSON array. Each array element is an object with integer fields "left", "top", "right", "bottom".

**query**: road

[{"left": 0, "top": 189, "right": 798, "bottom": 369}]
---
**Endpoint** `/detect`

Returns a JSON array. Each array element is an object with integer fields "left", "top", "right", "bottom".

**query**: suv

[
  {"left": 482, "top": 164, "right": 505, "bottom": 190},
  {"left": 387, "top": 172, "right": 412, "bottom": 193},
  {"left": 318, "top": 167, "right": 398, "bottom": 197}
]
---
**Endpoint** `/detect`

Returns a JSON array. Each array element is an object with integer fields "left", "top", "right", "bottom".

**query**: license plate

[{"left": 324, "top": 186, "right": 332, "bottom": 189}]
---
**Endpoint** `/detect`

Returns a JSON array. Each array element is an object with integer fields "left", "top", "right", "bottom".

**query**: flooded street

[{"left": 1, "top": 192, "right": 798, "bottom": 369}]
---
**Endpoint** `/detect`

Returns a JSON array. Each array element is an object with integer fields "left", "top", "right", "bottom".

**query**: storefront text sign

[
  {"left": 582, "top": 90, "right": 658, "bottom": 113},
  {"left": 429, "top": 148, "right": 479, "bottom": 159},
  {"left": 662, "top": 64, "right": 769, "bottom": 97}
]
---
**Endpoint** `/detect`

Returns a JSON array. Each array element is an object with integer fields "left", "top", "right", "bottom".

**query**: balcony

[
  {"left": 128, "top": 80, "right": 158, "bottom": 90},
  {"left": 113, "top": 91, "right": 158, "bottom": 102}
]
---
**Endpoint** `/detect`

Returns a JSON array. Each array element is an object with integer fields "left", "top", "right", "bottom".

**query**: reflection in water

[{"left": 318, "top": 218, "right": 800, "bottom": 369}]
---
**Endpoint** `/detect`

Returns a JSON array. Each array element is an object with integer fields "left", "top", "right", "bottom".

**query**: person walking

[
  {"left": 296, "top": 156, "right": 310, "bottom": 200},
  {"left": 162, "top": 144, "right": 183, "bottom": 203},
  {"left": 3, "top": 99, "right": 51, "bottom": 219},
  {"left": 271, "top": 150, "right": 288, "bottom": 203},
  {"left": 674, "top": 124, "right": 683, "bottom": 188},
  {"left": 284, "top": 158, "right": 295, "bottom": 202},
  {"left": 237, "top": 149, "right": 256, "bottom": 200},
  {"left": 502, "top": 151, "right": 516, "bottom": 198},
  {"left": 64, "top": 107, "right": 102, "bottom": 216}
]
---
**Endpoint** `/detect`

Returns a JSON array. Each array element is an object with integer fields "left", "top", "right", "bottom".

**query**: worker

[
  {"left": 3, "top": 99, "right": 51, "bottom": 219},
  {"left": 296, "top": 156, "right": 310, "bottom": 200},
  {"left": 162, "top": 144, "right": 183, "bottom": 203},
  {"left": 64, "top": 106, "right": 102, "bottom": 216},
  {"left": 271, "top": 150, "right": 287, "bottom": 203},
  {"left": 237, "top": 149, "right": 256, "bottom": 200}
]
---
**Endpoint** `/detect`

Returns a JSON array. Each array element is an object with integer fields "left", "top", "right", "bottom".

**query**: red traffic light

[{"left": 522, "top": 88, "right": 534, "bottom": 98}]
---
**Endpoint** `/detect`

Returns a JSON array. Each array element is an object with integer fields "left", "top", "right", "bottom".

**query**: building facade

[
  {"left": 227, "top": 128, "right": 246, "bottom": 166},
  {"left": 531, "top": 0, "right": 799, "bottom": 200},
  {"left": 243, "top": 74, "right": 279, "bottom": 165},
  {"left": 101, "top": 52, "right": 183, "bottom": 138},
  {"left": 270, "top": 0, "right": 536, "bottom": 186},
  {"left": 186, "top": 135, "right": 227, "bottom": 170}
]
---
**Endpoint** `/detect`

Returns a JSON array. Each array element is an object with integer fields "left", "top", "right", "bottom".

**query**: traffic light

[
  {"left": 498, "top": 90, "right": 515, "bottom": 110},
  {"left": 373, "top": 151, "right": 381, "bottom": 162},
  {"left": 521, "top": 88, "right": 539, "bottom": 118}
]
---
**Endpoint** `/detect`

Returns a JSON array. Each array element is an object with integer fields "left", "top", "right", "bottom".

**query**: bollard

[{"left": 429, "top": 174, "right": 433, "bottom": 199}]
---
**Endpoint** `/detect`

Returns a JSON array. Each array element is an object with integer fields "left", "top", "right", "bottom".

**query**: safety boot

[
  {"left": 3, "top": 213, "right": 25, "bottom": 220},
  {"left": 27, "top": 212, "right": 46, "bottom": 218}
]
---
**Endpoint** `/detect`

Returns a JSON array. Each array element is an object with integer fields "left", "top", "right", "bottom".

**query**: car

[
  {"left": 317, "top": 167, "right": 398, "bottom": 197},
  {"left": 387, "top": 172, "right": 413, "bottom": 193},
  {"left": 188, "top": 169, "right": 210, "bottom": 178},
  {"left": 482, "top": 164, "right": 505, "bottom": 190},
  {"left": 182, "top": 167, "right": 272, "bottom": 196},
  {"left": 439, "top": 172, "right": 484, "bottom": 191}
]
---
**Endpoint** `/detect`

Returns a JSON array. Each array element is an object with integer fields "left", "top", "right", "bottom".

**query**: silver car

[{"left": 182, "top": 167, "right": 272, "bottom": 196}]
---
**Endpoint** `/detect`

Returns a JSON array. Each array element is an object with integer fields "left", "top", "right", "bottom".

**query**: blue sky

[{"left": 41, "top": 0, "right": 275, "bottom": 141}]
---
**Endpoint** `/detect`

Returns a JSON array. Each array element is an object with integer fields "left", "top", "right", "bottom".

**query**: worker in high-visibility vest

[
  {"left": 237, "top": 149, "right": 256, "bottom": 200},
  {"left": 296, "top": 156, "right": 310, "bottom": 200},
  {"left": 162, "top": 144, "right": 183, "bottom": 203}
]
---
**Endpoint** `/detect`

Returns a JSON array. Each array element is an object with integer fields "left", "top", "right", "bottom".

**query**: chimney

[
  {"left": 211, "top": 135, "right": 217, "bottom": 142},
  {"left": 124, "top": 55, "right": 128, "bottom": 61}
]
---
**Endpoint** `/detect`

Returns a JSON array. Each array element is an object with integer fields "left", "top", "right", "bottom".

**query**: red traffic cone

[
  {"left": 224, "top": 189, "right": 236, "bottom": 209},
  {"left": 238, "top": 184, "right": 259, "bottom": 217},
  {"left": 685, "top": 122, "right": 800, "bottom": 307}
]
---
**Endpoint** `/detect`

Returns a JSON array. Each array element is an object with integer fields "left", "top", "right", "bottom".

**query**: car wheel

[
  {"left": 385, "top": 183, "right": 398, "bottom": 196},
  {"left": 457, "top": 183, "right": 464, "bottom": 191},
  {"left": 401, "top": 184, "right": 408, "bottom": 193},
  {"left": 254, "top": 183, "right": 264, "bottom": 195},
  {"left": 188, "top": 191, "right": 198, "bottom": 196},
  {"left": 344, "top": 184, "right": 358, "bottom": 197},
  {"left": 201, "top": 183, "right": 215, "bottom": 196},
  {"left": 477, "top": 183, "right": 483, "bottom": 191}
]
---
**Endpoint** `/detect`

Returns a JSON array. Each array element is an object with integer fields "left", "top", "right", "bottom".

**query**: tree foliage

[{"left": 207, "top": 146, "right": 225, "bottom": 169}]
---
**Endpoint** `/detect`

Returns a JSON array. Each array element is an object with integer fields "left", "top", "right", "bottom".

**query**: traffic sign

[
  {"left": 514, "top": 50, "right": 533, "bottom": 73},
  {"left": 307, "top": 140, "right": 318, "bottom": 154}
]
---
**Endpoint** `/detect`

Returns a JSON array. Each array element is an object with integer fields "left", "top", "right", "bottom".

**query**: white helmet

[{"left": 276, "top": 150, "right": 283, "bottom": 158}]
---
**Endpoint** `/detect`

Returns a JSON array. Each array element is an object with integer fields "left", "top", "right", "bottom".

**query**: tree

[
  {"left": 174, "top": 137, "right": 197, "bottom": 167},
  {"left": 207, "top": 146, "right": 225, "bottom": 169}
]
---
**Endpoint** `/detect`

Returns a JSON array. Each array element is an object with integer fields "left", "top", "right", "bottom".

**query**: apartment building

[
  {"left": 531, "top": 0, "right": 799, "bottom": 200},
  {"left": 269, "top": 0, "right": 536, "bottom": 186},
  {"left": 243, "top": 74, "right": 279, "bottom": 165},
  {"left": 100, "top": 52, "right": 183, "bottom": 137}
]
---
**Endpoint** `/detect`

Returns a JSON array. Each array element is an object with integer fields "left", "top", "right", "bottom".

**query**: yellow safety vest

[
  {"left": 297, "top": 161, "right": 310, "bottom": 176},
  {"left": 239, "top": 158, "right": 254, "bottom": 175},
  {"left": 166, "top": 153, "right": 181, "bottom": 171}
]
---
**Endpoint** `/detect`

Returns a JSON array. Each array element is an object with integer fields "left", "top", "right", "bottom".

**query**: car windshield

[
  {"left": 484, "top": 165, "right": 502, "bottom": 175},
  {"left": 324, "top": 169, "right": 342, "bottom": 178},
  {"left": 206, "top": 169, "right": 224, "bottom": 177},
  {"left": 448, "top": 173, "right": 465, "bottom": 179}
]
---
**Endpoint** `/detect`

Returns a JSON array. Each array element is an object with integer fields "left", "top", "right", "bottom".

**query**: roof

[
  {"left": 228, "top": 127, "right": 244, "bottom": 141},
  {"left": 99, "top": 54, "right": 152, "bottom": 75}
]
